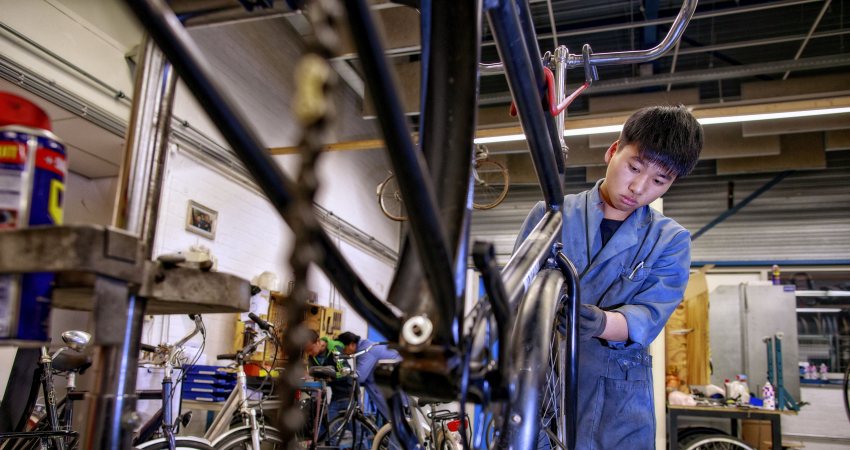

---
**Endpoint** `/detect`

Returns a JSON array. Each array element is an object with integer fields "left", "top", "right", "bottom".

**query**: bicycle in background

[
  {"left": 0, "top": 330, "right": 92, "bottom": 450},
  {"left": 134, "top": 314, "right": 207, "bottom": 449}
]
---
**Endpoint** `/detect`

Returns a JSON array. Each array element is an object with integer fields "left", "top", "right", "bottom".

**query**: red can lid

[{"left": 0, "top": 92, "right": 51, "bottom": 130}]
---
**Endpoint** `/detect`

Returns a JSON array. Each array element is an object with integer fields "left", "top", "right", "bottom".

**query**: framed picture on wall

[{"left": 186, "top": 200, "right": 217, "bottom": 240}]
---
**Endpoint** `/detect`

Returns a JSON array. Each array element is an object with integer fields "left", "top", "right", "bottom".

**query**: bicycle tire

[
  {"left": 135, "top": 436, "right": 214, "bottom": 449},
  {"left": 844, "top": 361, "right": 850, "bottom": 426},
  {"left": 326, "top": 415, "right": 378, "bottom": 450},
  {"left": 680, "top": 434, "right": 754, "bottom": 450},
  {"left": 370, "top": 423, "right": 392, "bottom": 450},
  {"left": 376, "top": 175, "right": 407, "bottom": 221},
  {"left": 471, "top": 159, "right": 509, "bottom": 210},
  {"left": 500, "top": 269, "right": 568, "bottom": 449},
  {"left": 212, "top": 426, "right": 282, "bottom": 449}
]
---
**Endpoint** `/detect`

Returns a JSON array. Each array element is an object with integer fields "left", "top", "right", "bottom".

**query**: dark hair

[
  {"left": 305, "top": 329, "right": 319, "bottom": 344},
  {"left": 337, "top": 332, "right": 361, "bottom": 346},
  {"left": 618, "top": 105, "right": 703, "bottom": 178}
]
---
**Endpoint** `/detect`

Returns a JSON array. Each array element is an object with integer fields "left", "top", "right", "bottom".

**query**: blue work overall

[{"left": 516, "top": 180, "right": 691, "bottom": 450}]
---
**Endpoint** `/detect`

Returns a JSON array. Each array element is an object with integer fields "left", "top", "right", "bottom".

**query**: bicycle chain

[{"left": 277, "top": 0, "right": 342, "bottom": 447}]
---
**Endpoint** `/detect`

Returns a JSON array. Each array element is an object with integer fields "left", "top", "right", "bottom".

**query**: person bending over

[{"left": 514, "top": 105, "right": 703, "bottom": 449}]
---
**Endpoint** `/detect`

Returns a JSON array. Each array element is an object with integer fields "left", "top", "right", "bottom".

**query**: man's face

[
  {"left": 599, "top": 141, "right": 676, "bottom": 221},
  {"left": 318, "top": 340, "right": 328, "bottom": 354},
  {"left": 304, "top": 340, "right": 321, "bottom": 357},
  {"left": 343, "top": 342, "right": 357, "bottom": 355}
]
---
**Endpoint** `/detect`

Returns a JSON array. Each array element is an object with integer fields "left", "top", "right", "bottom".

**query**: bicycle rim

[
  {"left": 680, "top": 434, "right": 754, "bottom": 450},
  {"left": 377, "top": 175, "right": 407, "bottom": 221},
  {"left": 134, "top": 436, "right": 214, "bottom": 449},
  {"left": 326, "top": 416, "right": 377, "bottom": 450},
  {"left": 212, "top": 426, "right": 283, "bottom": 450},
  {"left": 472, "top": 159, "right": 509, "bottom": 210}
]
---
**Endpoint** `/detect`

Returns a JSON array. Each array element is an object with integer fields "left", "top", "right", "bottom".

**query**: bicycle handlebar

[
  {"left": 248, "top": 312, "right": 273, "bottom": 332},
  {"left": 568, "top": 0, "right": 697, "bottom": 67},
  {"left": 335, "top": 341, "right": 389, "bottom": 359},
  {"left": 140, "top": 343, "right": 158, "bottom": 353},
  {"left": 479, "top": 0, "right": 697, "bottom": 72}
]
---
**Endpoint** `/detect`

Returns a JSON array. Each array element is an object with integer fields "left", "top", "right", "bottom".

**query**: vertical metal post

[
  {"left": 765, "top": 336, "right": 775, "bottom": 386},
  {"left": 553, "top": 46, "right": 568, "bottom": 163},
  {"left": 85, "top": 36, "right": 176, "bottom": 449},
  {"left": 774, "top": 334, "right": 786, "bottom": 409}
]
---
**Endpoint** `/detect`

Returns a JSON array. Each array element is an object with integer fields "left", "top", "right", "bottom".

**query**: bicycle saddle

[
  {"left": 53, "top": 352, "right": 93, "bottom": 374},
  {"left": 308, "top": 366, "right": 337, "bottom": 380}
]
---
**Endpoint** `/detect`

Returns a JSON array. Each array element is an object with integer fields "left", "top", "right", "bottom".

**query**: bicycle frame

[{"left": 124, "top": 0, "right": 697, "bottom": 448}]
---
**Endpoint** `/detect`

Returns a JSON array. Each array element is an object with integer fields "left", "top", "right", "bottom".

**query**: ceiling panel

[
  {"left": 66, "top": 144, "right": 120, "bottom": 179},
  {"left": 51, "top": 117, "right": 124, "bottom": 165}
]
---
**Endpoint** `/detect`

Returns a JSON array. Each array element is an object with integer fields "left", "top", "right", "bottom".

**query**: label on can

[{"left": 0, "top": 127, "right": 66, "bottom": 342}]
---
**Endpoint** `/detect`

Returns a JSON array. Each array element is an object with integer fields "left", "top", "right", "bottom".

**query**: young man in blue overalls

[{"left": 515, "top": 105, "right": 704, "bottom": 449}]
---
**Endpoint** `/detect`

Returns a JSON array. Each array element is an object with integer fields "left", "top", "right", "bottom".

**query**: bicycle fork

[
  {"left": 236, "top": 364, "right": 262, "bottom": 449},
  {"left": 161, "top": 362, "right": 176, "bottom": 450}
]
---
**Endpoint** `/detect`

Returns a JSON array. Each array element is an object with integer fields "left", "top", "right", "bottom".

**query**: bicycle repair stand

[
  {"left": 764, "top": 333, "right": 800, "bottom": 411},
  {"left": 0, "top": 39, "right": 251, "bottom": 449}
]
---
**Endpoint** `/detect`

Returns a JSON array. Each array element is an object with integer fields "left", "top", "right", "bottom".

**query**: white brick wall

[{"left": 145, "top": 146, "right": 398, "bottom": 364}]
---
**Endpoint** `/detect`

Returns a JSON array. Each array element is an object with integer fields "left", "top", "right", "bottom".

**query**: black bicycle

[
  {"left": 0, "top": 331, "right": 92, "bottom": 450},
  {"left": 123, "top": 0, "right": 697, "bottom": 448}
]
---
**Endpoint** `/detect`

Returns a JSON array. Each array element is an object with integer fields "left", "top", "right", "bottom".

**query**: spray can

[
  {"left": 0, "top": 92, "right": 67, "bottom": 344},
  {"left": 762, "top": 380, "right": 776, "bottom": 410}
]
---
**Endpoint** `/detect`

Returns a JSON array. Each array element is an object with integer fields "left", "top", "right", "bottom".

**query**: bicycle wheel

[
  {"left": 135, "top": 436, "right": 214, "bottom": 449},
  {"left": 471, "top": 159, "right": 509, "bottom": 210},
  {"left": 376, "top": 175, "right": 407, "bottom": 221},
  {"left": 499, "top": 269, "right": 568, "bottom": 449},
  {"left": 844, "top": 362, "right": 850, "bottom": 425},
  {"left": 326, "top": 415, "right": 377, "bottom": 450},
  {"left": 212, "top": 425, "right": 283, "bottom": 449},
  {"left": 370, "top": 423, "right": 393, "bottom": 450},
  {"left": 680, "top": 434, "right": 754, "bottom": 450}
]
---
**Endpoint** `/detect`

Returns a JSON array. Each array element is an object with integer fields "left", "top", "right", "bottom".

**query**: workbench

[{"left": 668, "top": 404, "right": 797, "bottom": 450}]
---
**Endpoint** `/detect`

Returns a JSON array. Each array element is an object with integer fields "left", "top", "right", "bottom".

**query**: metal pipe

[
  {"left": 568, "top": 0, "right": 697, "bottom": 67},
  {"left": 344, "top": 0, "right": 457, "bottom": 344},
  {"left": 0, "top": 21, "right": 131, "bottom": 102},
  {"left": 112, "top": 37, "right": 168, "bottom": 234},
  {"left": 487, "top": 1, "right": 563, "bottom": 210},
  {"left": 140, "top": 59, "right": 178, "bottom": 259},
  {"left": 544, "top": 0, "right": 558, "bottom": 50},
  {"left": 782, "top": 0, "right": 832, "bottom": 80},
  {"left": 553, "top": 46, "right": 568, "bottom": 160},
  {"left": 123, "top": 0, "right": 401, "bottom": 340},
  {"left": 500, "top": 209, "right": 562, "bottom": 308}
]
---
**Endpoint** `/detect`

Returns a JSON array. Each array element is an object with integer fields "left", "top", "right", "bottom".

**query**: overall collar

[{"left": 583, "top": 179, "right": 651, "bottom": 274}]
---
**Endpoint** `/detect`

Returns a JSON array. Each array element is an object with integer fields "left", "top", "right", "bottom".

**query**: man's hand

[
  {"left": 579, "top": 305, "right": 607, "bottom": 340},
  {"left": 557, "top": 304, "right": 608, "bottom": 341}
]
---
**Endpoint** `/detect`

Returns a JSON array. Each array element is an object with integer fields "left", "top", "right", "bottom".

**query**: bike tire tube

[
  {"left": 211, "top": 425, "right": 282, "bottom": 449},
  {"left": 500, "top": 268, "right": 567, "bottom": 449},
  {"left": 134, "top": 436, "right": 215, "bottom": 449}
]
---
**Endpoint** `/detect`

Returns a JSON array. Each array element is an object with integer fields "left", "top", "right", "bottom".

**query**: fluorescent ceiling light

[
  {"left": 473, "top": 106, "right": 850, "bottom": 144},
  {"left": 796, "top": 307, "right": 842, "bottom": 313},
  {"left": 699, "top": 106, "right": 850, "bottom": 125}
]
